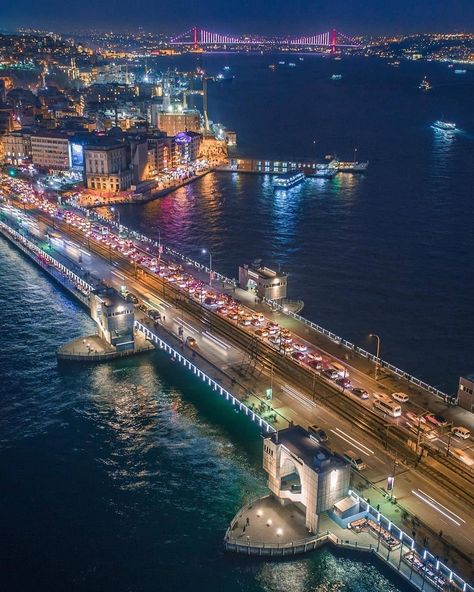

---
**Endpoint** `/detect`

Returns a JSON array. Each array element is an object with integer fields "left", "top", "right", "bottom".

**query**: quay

[
  {"left": 224, "top": 426, "right": 473, "bottom": 592},
  {"left": 1, "top": 196, "right": 474, "bottom": 584},
  {"left": 217, "top": 157, "right": 368, "bottom": 176}
]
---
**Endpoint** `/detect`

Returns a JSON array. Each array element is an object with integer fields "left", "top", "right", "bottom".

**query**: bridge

[
  {"left": 170, "top": 27, "right": 361, "bottom": 51},
  {"left": 1, "top": 185, "right": 474, "bottom": 581}
]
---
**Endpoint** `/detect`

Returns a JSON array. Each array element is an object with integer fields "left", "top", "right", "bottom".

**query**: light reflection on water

[{"left": 0, "top": 238, "right": 411, "bottom": 591}]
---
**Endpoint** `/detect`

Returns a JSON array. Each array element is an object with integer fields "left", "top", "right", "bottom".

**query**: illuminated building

[
  {"left": 90, "top": 288, "right": 135, "bottom": 351},
  {"left": 239, "top": 261, "right": 288, "bottom": 301},
  {"left": 156, "top": 109, "right": 201, "bottom": 136},
  {"left": 30, "top": 131, "right": 72, "bottom": 171},
  {"left": 458, "top": 375, "right": 474, "bottom": 412},
  {"left": 174, "top": 131, "right": 201, "bottom": 163},
  {"left": 263, "top": 426, "right": 350, "bottom": 533},
  {"left": 2, "top": 132, "right": 32, "bottom": 164},
  {"left": 84, "top": 142, "right": 131, "bottom": 192}
]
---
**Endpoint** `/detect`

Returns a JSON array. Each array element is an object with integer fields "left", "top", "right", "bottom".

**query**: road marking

[
  {"left": 111, "top": 270, "right": 126, "bottom": 280},
  {"left": 176, "top": 318, "right": 199, "bottom": 334},
  {"left": 330, "top": 428, "right": 374, "bottom": 456},
  {"left": 412, "top": 489, "right": 465, "bottom": 526},
  {"left": 202, "top": 330, "right": 230, "bottom": 351},
  {"left": 334, "top": 428, "right": 374, "bottom": 454},
  {"left": 281, "top": 385, "right": 315, "bottom": 409}
]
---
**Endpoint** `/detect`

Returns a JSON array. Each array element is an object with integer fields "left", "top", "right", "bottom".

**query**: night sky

[{"left": 2, "top": 0, "right": 474, "bottom": 35}]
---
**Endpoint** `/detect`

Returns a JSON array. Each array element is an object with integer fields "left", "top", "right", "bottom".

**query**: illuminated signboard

[
  {"left": 174, "top": 132, "right": 191, "bottom": 144},
  {"left": 70, "top": 143, "right": 84, "bottom": 168}
]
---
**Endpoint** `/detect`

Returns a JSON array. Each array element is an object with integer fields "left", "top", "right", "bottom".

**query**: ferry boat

[
  {"left": 268, "top": 64, "right": 276, "bottom": 70},
  {"left": 331, "top": 74, "right": 342, "bottom": 80},
  {"left": 273, "top": 171, "right": 305, "bottom": 189},
  {"left": 432, "top": 120, "right": 456, "bottom": 132},
  {"left": 314, "top": 168, "right": 336, "bottom": 179},
  {"left": 278, "top": 61, "right": 285, "bottom": 65},
  {"left": 337, "top": 161, "right": 369, "bottom": 173},
  {"left": 419, "top": 77, "right": 432, "bottom": 91},
  {"left": 288, "top": 62, "right": 296, "bottom": 67},
  {"left": 454, "top": 69, "right": 467, "bottom": 74}
]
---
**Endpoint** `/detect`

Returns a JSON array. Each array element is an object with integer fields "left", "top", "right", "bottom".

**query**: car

[
  {"left": 323, "top": 368, "right": 339, "bottom": 380},
  {"left": 125, "top": 292, "right": 138, "bottom": 304},
  {"left": 255, "top": 328, "right": 269, "bottom": 338},
  {"left": 186, "top": 336, "right": 197, "bottom": 348},
  {"left": 308, "top": 360, "right": 324, "bottom": 371},
  {"left": 307, "top": 351, "right": 322, "bottom": 362},
  {"left": 392, "top": 392, "right": 409, "bottom": 403},
  {"left": 452, "top": 426, "right": 471, "bottom": 440},
  {"left": 343, "top": 450, "right": 367, "bottom": 471},
  {"left": 138, "top": 303, "right": 149, "bottom": 314},
  {"left": 425, "top": 413, "right": 448, "bottom": 427},
  {"left": 336, "top": 377, "right": 352, "bottom": 389},
  {"left": 292, "top": 343, "right": 308, "bottom": 352},
  {"left": 308, "top": 425, "right": 328, "bottom": 442},
  {"left": 148, "top": 309, "right": 161, "bottom": 320},
  {"left": 406, "top": 411, "right": 426, "bottom": 424},
  {"left": 291, "top": 351, "right": 306, "bottom": 361},
  {"left": 352, "top": 388, "right": 369, "bottom": 400}
]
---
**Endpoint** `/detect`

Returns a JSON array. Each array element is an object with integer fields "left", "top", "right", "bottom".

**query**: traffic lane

[{"left": 16, "top": 206, "right": 471, "bottom": 458}]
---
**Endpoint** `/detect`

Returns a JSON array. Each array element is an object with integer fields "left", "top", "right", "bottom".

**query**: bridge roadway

[{"left": 2, "top": 199, "right": 474, "bottom": 580}]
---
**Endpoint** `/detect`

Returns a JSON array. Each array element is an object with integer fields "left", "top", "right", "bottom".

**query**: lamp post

[
  {"left": 157, "top": 228, "right": 162, "bottom": 260},
  {"left": 369, "top": 333, "right": 381, "bottom": 380},
  {"left": 111, "top": 206, "right": 120, "bottom": 230},
  {"left": 202, "top": 248, "right": 212, "bottom": 287}
]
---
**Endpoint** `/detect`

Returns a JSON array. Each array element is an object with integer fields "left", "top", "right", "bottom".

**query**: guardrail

[
  {"left": 135, "top": 320, "right": 276, "bottom": 434},
  {"left": 0, "top": 219, "right": 92, "bottom": 305},
  {"left": 67, "top": 202, "right": 239, "bottom": 288},
  {"left": 263, "top": 297, "right": 453, "bottom": 403},
  {"left": 66, "top": 201, "right": 452, "bottom": 403}
]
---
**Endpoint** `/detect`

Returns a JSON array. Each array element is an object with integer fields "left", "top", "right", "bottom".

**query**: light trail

[
  {"left": 281, "top": 384, "right": 315, "bottom": 410},
  {"left": 330, "top": 428, "right": 374, "bottom": 455},
  {"left": 412, "top": 489, "right": 465, "bottom": 526}
]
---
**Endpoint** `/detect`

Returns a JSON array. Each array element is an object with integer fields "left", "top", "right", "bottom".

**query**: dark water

[
  {"left": 120, "top": 54, "right": 474, "bottom": 392},
  {"left": 0, "top": 238, "right": 409, "bottom": 591}
]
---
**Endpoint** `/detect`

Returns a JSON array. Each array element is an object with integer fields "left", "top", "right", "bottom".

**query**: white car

[
  {"left": 452, "top": 426, "right": 471, "bottom": 440},
  {"left": 392, "top": 392, "right": 409, "bottom": 404}
]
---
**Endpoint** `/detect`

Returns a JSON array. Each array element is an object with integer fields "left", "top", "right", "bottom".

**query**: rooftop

[{"left": 269, "top": 425, "right": 348, "bottom": 473}]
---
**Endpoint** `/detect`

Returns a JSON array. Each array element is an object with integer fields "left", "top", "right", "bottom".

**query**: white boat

[
  {"left": 454, "top": 69, "right": 467, "bottom": 74},
  {"left": 314, "top": 169, "right": 336, "bottom": 179},
  {"left": 337, "top": 161, "right": 369, "bottom": 172},
  {"left": 331, "top": 74, "right": 342, "bottom": 80},
  {"left": 273, "top": 171, "right": 305, "bottom": 189},
  {"left": 432, "top": 120, "right": 456, "bottom": 131}
]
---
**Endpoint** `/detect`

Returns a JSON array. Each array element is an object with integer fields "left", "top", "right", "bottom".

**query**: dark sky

[{"left": 2, "top": 0, "right": 474, "bottom": 35}]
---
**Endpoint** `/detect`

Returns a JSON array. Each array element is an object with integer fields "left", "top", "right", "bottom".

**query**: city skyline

[{"left": 2, "top": 0, "right": 474, "bottom": 35}]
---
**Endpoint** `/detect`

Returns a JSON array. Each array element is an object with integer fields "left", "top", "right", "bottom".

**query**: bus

[{"left": 373, "top": 398, "right": 402, "bottom": 418}]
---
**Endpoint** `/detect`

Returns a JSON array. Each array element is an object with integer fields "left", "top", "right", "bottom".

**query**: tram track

[{"left": 18, "top": 204, "right": 474, "bottom": 509}]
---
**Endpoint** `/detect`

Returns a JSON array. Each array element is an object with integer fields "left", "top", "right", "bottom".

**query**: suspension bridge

[{"left": 170, "top": 27, "right": 361, "bottom": 51}]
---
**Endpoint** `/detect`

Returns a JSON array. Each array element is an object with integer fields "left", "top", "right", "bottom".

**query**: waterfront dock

[{"left": 224, "top": 494, "right": 472, "bottom": 592}]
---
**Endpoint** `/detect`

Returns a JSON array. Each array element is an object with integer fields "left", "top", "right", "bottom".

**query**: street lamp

[
  {"left": 369, "top": 333, "right": 381, "bottom": 380},
  {"left": 111, "top": 206, "right": 120, "bottom": 230},
  {"left": 202, "top": 248, "right": 212, "bottom": 287}
]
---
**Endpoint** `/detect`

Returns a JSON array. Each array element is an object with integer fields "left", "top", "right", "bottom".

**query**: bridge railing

[
  {"left": 0, "top": 220, "right": 93, "bottom": 302},
  {"left": 135, "top": 320, "right": 276, "bottom": 434},
  {"left": 263, "top": 297, "right": 453, "bottom": 402}
]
